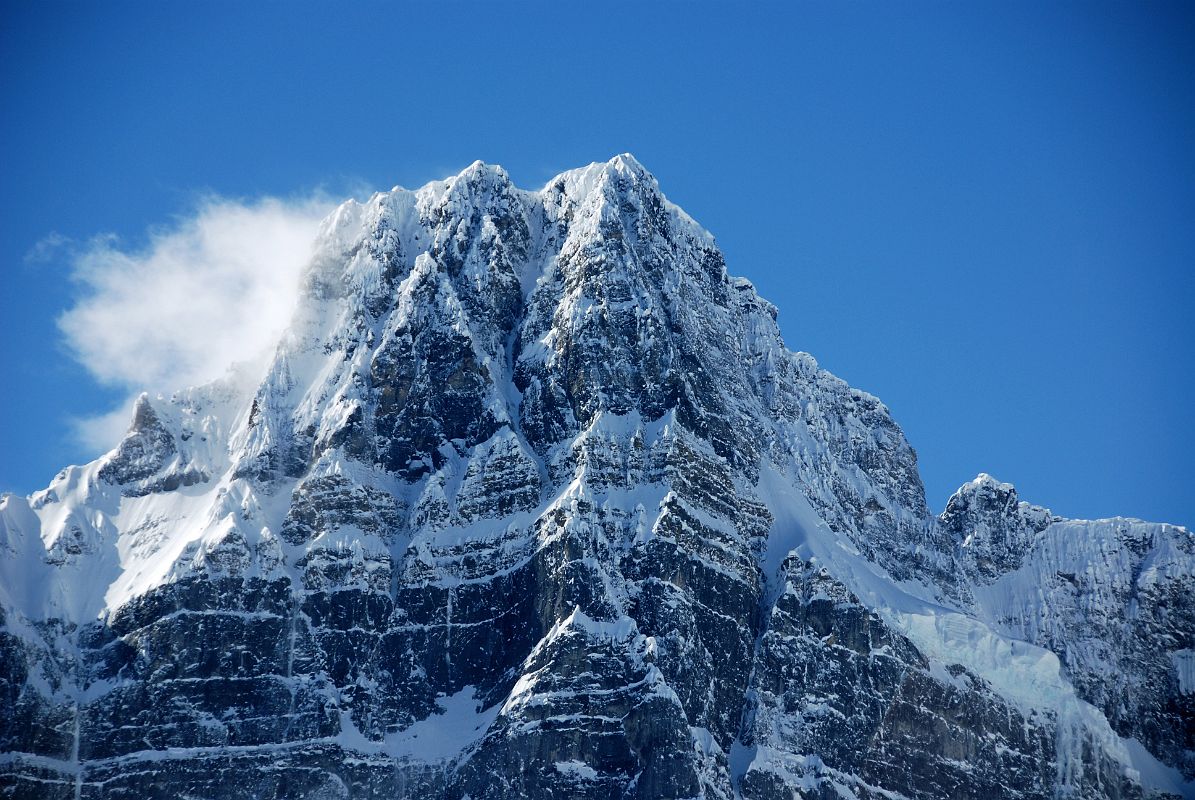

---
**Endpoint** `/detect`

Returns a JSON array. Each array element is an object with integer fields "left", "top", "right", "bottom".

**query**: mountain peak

[
  {"left": 542, "top": 152, "right": 658, "bottom": 204},
  {"left": 605, "top": 151, "right": 652, "bottom": 181},
  {"left": 941, "top": 471, "right": 1054, "bottom": 579},
  {"left": 451, "top": 159, "right": 513, "bottom": 188},
  {"left": 966, "top": 471, "right": 1014, "bottom": 492},
  {"left": 2, "top": 158, "right": 1192, "bottom": 800}
]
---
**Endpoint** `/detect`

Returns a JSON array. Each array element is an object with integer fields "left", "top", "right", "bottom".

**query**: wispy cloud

[
  {"left": 25, "top": 231, "right": 70, "bottom": 265},
  {"left": 70, "top": 398, "right": 141, "bottom": 455},
  {"left": 58, "top": 194, "right": 336, "bottom": 450}
]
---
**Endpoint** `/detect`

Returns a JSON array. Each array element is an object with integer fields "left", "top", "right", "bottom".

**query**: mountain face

[{"left": 1, "top": 155, "right": 1192, "bottom": 800}]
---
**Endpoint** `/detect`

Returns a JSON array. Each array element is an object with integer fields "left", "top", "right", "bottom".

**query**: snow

[
  {"left": 554, "top": 759, "right": 599, "bottom": 780},
  {"left": 689, "top": 726, "right": 721, "bottom": 757},
  {"left": 1122, "top": 737, "right": 1195, "bottom": 799},
  {"left": 755, "top": 459, "right": 1191, "bottom": 797},
  {"left": 0, "top": 494, "right": 51, "bottom": 621},
  {"left": 337, "top": 686, "right": 500, "bottom": 762},
  {"left": 3, "top": 154, "right": 1190, "bottom": 798},
  {"left": 552, "top": 605, "right": 639, "bottom": 642},
  {"left": 964, "top": 472, "right": 1015, "bottom": 493},
  {"left": 1174, "top": 649, "right": 1195, "bottom": 695},
  {"left": 728, "top": 739, "right": 758, "bottom": 790}
]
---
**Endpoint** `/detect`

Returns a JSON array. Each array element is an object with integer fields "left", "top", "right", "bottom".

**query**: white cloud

[
  {"left": 25, "top": 231, "right": 69, "bottom": 264},
  {"left": 58, "top": 194, "right": 336, "bottom": 450},
  {"left": 70, "top": 398, "right": 140, "bottom": 455}
]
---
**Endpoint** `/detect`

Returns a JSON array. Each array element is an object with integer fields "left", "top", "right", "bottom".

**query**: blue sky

[{"left": 1, "top": 1, "right": 1192, "bottom": 527}]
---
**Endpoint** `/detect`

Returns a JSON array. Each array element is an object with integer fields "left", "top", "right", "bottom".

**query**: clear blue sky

[{"left": 2, "top": 1, "right": 1192, "bottom": 527}]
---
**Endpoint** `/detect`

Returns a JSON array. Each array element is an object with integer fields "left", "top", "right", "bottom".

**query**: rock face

[{"left": 1, "top": 155, "right": 1192, "bottom": 800}]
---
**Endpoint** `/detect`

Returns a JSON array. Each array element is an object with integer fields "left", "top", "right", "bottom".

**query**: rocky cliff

[{"left": 1, "top": 155, "right": 1191, "bottom": 799}]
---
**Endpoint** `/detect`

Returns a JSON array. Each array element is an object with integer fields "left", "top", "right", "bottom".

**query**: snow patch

[
  {"left": 554, "top": 759, "right": 599, "bottom": 781},
  {"left": 338, "top": 686, "right": 499, "bottom": 762},
  {"left": 1174, "top": 649, "right": 1195, "bottom": 695}
]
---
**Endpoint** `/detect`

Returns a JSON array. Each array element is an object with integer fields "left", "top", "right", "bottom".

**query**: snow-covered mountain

[{"left": 1, "top": 155, "right": 1191, "bottom": 800}]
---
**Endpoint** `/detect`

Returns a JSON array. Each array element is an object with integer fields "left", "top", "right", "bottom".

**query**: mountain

[{"left": 1, "top": 155, "right": 1191, "bottom": 800}]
